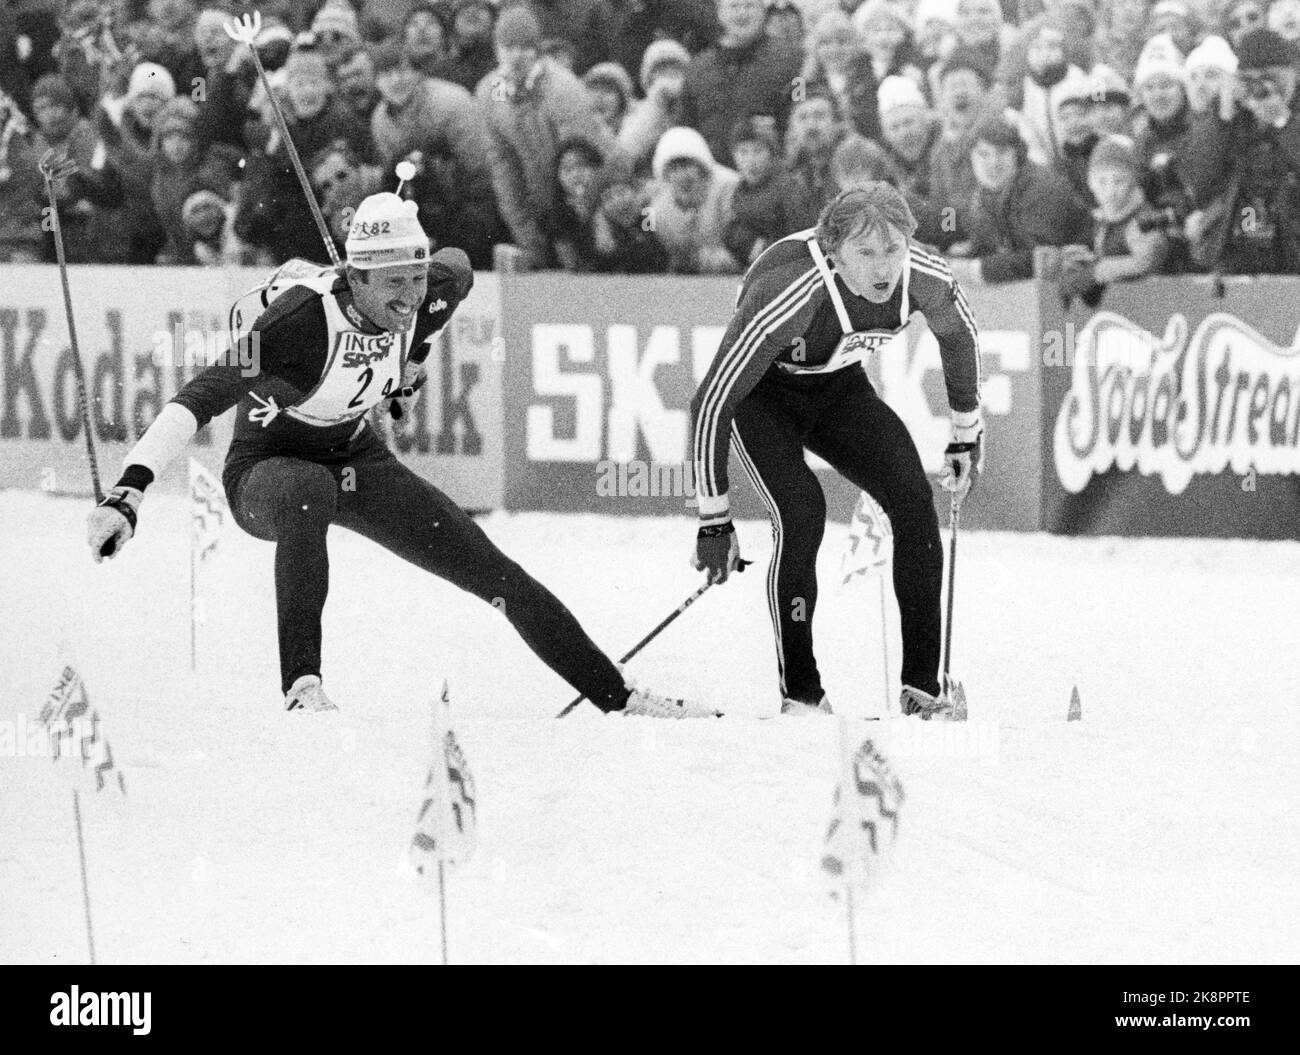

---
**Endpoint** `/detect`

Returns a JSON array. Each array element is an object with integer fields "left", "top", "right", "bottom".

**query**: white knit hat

[
  {"left": 877, "top": 75, "right": 928, "bottom": 116},
  {"left": 1186, "top": 34, "right": 1239, "bottom": 74},
  {"left": 128, "top": 62, "right": 177, "bottom": 102},
  {"left": 345, "top": 193, "right": 430, "bottom": 270},
  {"left": 914, "top": 0, "right": 960, "bottom": 26},
  {"left": 1133, "top": 33, "right": 1186, "bottom": 86}
]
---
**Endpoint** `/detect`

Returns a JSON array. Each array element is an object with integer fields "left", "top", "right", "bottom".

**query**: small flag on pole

[
  {"left": 190, "top": 458, "right": 227, "bottom": 562},
  {"left": 411, "top": 681, "right": 477, "bottom": 880},
  {"left": 38, "top": 665, "right": 125, "bottom": 797},
  {"left": 841, "top": 491, "right": 892, "bottom": 585},
  {"left": 822, "top": 719, "right": 903, "bottom": 963}
]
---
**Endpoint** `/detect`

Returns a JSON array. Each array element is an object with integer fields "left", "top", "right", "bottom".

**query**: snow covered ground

[{"left": 1, "top": 490, "right": 1297, "bottom": 964}]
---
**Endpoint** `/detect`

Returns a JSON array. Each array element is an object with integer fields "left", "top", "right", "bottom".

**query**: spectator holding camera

[
  {"left": 1185, "top": 27, "right": 1300, "bottom": 273},
  {"left": 617, "top": 38, "right": 691, "bottom": 177}
]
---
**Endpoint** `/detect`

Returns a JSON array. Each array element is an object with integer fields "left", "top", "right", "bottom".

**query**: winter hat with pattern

[
  {"left": 1186, "top": 34, "right": 1239, "bottom": 73},
  {"left": 127, "top": 62, "right": 177, "bottom": 103},
  {"left": 1236, "top": 27, "right": 1299, "bottom": 68},
  {"left": 877, "top": 75, "right": 928, "bottom": 116},
  {"left": 494, "top": 3, "right": 542, "bottom": 49},
  {"left": 639, "top": 38, "right": 690, "bottom": 92},
  {"left": 346, "top": 192, "right": 431, "bottom": 269}
]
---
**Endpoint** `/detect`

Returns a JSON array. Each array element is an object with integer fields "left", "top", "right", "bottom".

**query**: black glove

[{"left": 691, "top": 519, "right": 741, "bottom": 584}]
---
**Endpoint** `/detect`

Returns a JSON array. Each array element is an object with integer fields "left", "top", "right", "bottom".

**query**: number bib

[
  {"left": 286, "top": 294, "right": 409, "bottom": 426},
  {"left": 777, "top": 236, "right": 912, "bottom": 375}
]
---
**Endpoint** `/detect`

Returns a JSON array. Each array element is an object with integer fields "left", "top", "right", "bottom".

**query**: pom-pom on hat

[{"left": 345, "top": 192, "right": 431, "bottom": 269}]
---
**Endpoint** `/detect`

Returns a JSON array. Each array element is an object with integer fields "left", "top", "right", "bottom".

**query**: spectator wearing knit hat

[
  {"left": 519, "top": 0, "right": 619, "bottom": 75},
  {"left": 1049, "top": 66, "right": 1103, "bottom": 204},
  {"left": 29, "top": 73, "right": 128, "bottom": 264},
  {"left": 607, "top": 0, "right": 721, "bottom": 81},
  {"left": 583, "top": 62, "right": 635, "bottom": 137},
  {"left": 1184, "top": 35, "right": 1238, "bottom": 112},
  {"left": 97, "top": 62, "right": 178, "bottom": 264},
  {"left": 1087, "top": 63, "right": 1135, "bottom": 136},
  {"left": 914, "top": 0, "right": 961, "bottom": 72},
  {"left": 647, "top": 125, "right": 739, "bottom": 273},
  {"left": 1016, "top": 16, "right": 1090, "bottom": 168},
  {"left": 476, "top": 2, "right": 614, "bottom": 268},
  {"left": 723, "top": 116, "right": 794, "bottom": 266},
  {"left": 680, "top": 0, "right": 802, "bottom": 167},
  {"left": 951, "top": 112, "right": 1092, "bottom": 283},
  {"left": 1182, "top": 27, "right": 1300, "bottom": 272},
  {"left": 876, "top": 74, "right": 939, "bottom": 197},
  {"left": 617, "top": 38, "right": 691, "bottom": 176},
  {"left": 928, "top": 48, "right": 991, "bottom": 247},
  {"left": 800, "top": 10, "right": 884, "bottom": 141},
  {"left": 440, "top": 0, "right": 500, "bottom": 92}
]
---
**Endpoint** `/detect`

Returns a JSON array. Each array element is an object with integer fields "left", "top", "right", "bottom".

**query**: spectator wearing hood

[
  {"left": 723, "top": 116, "right": 794, "bottom": 266},
  {"left": 928, "top": 47, "right": 990, "bottom": 247},
  {"left": 800, "top": 10, "right": 883, "bottom": 141},
  {"left": 876, "top": 74, "right": 939, "bottom": 197},
  {"left": 150, "top": 95, "right": 242, "bottom": 263},
  {"left": 680, "top": 0, "right": 802, "bottom": 167},
  {"left": 441, "top": 0, "right": 500, "bottom": 92},
  {"left": 1184, "top": 35, "right": 1238, "bottom": 112},
  {"left": 648, "top": 125, "right": 739, "bottom": 273},
  {"left": 950, "top": 112, "right": 1092, "bottom": 283},
  {"left": 617, "top": 38, "right": 691, "bottom": 177},
  {"left": 129, "top": 0, "right": 206, "bottom": 96},
  {"left": 1017, "top": 16, "right": 1090, "bottom": 167},
  {"left": 371, "top": 43, "right": 489, "bottom": 175},
  {"left": 520, "top": 0, "right": 618, "bottom": 75},
  {"left": 1183, "top": 27, "right": 1300, "bottom": 273},
  {"left": 476, "top": 3, "right": 613, "bottom": 268},
  {"left": 29, "top": 73, "right": 128, "bottom": 264},
  {"left": 583, "top": 61, "right": 635, "bottom": 137}
]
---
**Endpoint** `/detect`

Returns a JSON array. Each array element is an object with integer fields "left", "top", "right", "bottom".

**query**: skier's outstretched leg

[
  {"left": 230, "top": 457, "right": 337, "bottom": 695},
  {"left": 334, "top": 434, "right": 715, "bottom": 716}
]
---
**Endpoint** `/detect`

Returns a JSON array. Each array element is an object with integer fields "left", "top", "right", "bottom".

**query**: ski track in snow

[{"left": 1, "top": 492, "right": 1297, "bottom": 964}]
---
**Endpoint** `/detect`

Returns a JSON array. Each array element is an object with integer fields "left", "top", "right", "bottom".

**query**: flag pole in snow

[
  {"left": 437, "top": 860, "right": 448, "bottom": 966},
  {"left": 72, "top": 789, "right": 96, "bottom": 965}
]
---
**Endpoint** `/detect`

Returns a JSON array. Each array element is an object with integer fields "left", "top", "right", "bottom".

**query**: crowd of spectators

[{"left": 3, "top": 0, "right": 1300, "bottom": 293}]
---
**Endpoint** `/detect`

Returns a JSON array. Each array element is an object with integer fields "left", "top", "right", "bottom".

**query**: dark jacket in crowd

[
  {"left": 724, "top": 168, "right": 797, "bottom": 265},
  {"left": 968, "top": 161, "right": 1093, "bottom": 282},
  {"left": 525, "top": 0, "right": 618, "bottom": 75},
  {"left": 608, "top": 0, "right": 719, "bottom": 79},
  {"left": 680, "top": 34, "right": 802, "bottom": 168}
]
